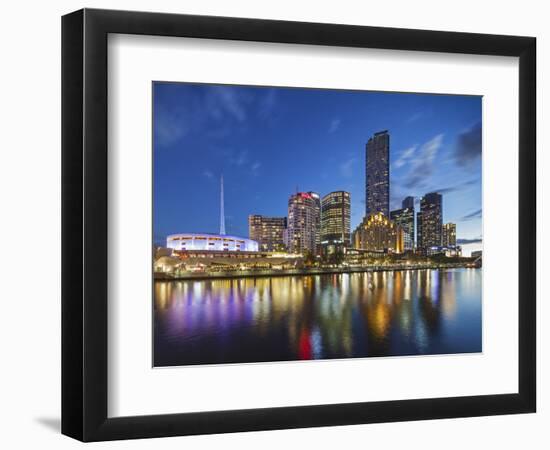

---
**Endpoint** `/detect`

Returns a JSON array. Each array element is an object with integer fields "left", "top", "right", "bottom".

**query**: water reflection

[{"left": 154, "top": 268, "right": 481, "bottom": 366}]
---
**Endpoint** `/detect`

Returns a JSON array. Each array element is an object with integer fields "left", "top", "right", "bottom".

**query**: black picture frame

[{"left": 62, "top": 8, "right": 536, "bottom": 442}]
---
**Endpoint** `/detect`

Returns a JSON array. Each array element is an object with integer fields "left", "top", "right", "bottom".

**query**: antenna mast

[{"left": 220, "top": 175, "right": 226, "bottom": 235}]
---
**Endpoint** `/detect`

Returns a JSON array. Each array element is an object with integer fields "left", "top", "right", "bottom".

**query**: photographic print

[{"left": 153, "top": 82, "right": 482, "bottom": 367}]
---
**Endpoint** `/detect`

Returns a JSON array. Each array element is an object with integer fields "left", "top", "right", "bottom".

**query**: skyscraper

[
  {"left": 287, "top": 192, "right": 321, "bottom": 255},
  {"left": 390, "top": 202, "right": 415, "bottom": 251},
  {"left": 402, "top": 196, "right": 415, "bottom": 210},
  {"left": 321, "top": 191, "right": 351, "bottom": 252},
  {"left": 442, "top": 223, "right": 457, "bottom": 248},
  {"left": 416, "top": 211, "right": 423, "bottom": 249},
  {"left": 365, "top": 130, "right": 390, "bottom": 217},
  {"left": 419, "top": 192, "right": 443, "bottom": 249},
  {"left": 248, "top": 215, "right": 287, "bottom": 252}
]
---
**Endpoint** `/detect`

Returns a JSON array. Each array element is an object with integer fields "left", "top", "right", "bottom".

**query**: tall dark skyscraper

[
  {"left": 419, "top": 192, "right": 443, "bottom": 249},
  {"left": 390, "top": 201, "right": 415, "bottom": 251},
  {"left": 321, "top": 191, "right": 351, "bottom": 251},
  {"left": 402, "top": 196, "right": 415, "bottom": 210},
  {"left": 365, "top": 130, "right": 390, "bottom": 217}
]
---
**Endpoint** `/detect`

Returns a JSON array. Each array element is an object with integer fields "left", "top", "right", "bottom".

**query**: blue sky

[{"left": 153, "top": 83, "right": 482, "bottom": 255}]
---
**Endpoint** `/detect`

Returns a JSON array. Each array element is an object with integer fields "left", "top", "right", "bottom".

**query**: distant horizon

[{"left": 153, "top": 82, "right": 482, "bottom": 256}]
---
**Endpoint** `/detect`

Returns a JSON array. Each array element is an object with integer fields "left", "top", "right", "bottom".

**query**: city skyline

[{"left": 154, "top": 82, "right": 482, "bottom": 255}]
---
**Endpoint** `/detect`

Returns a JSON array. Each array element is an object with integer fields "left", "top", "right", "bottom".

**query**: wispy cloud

[
  {"left": 406, "top": 112, "right": 423, "bottom": 123},
  {"left": 154, "top": 103, "right": 191, "bottom": 147},
  {"left": 155, "top": 85, "right": 279, "bottom": 148},
  {"left": 457, "top": 237, "right": 483, "bottom": 245},
  {"left": 230, "top": 150, "right": 248, "bottom": 167},
  {"left": 328, "top": 118, "right": 341, "bottom": 133},
  {"left": 203, "top": 170, "right": 214, "bottom": 180},
  {"left": 435, "top": 178, "right": 479, "bottom": 194},
  {"left": 454, "top": 122, "right": 482, "bottom": 166},
  {"left": 402, "top": 134, "right": 444, "bottom": 189},
  {"left": 208, "top": 86, "right": 278, "bottom": 124},
  {"left": 207, "top": 86, "right": 248, "bottom": 122},
  {"left": 394, "top": 145, "right": 417, "bottom": 169},
  {"left": 251, "top": 161, "right": 261, "bottom": 176},
  {"left": 259, "top": 89, "right": 277, "bottom": 119},
  {"left": 339, "top": 157, "right": 356, "bottom": 178},
  {"left": 460, "top": 208, "right": 482, "bottom": 221}
]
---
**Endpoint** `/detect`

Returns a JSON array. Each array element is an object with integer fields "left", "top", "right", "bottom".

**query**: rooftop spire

[{"left": 220, "top": 175, "right": 226, "bottom": 235}]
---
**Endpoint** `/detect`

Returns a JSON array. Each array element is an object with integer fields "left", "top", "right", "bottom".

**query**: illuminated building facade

[
  {"left": 248, "top": 215, "right": 287, "bottom": 252},
  {"left": 418, "top": 192, "right": 443, "bottom": 249},
  {"left": 342, "top": 248, "right": 387, "bottom": 266},
  {"left": 171, "top": 249, "right": 302, "bottom": 270},
  {"left": 416, "top": 210, "right": 423, "bottom": 250},
  {"left": 321, "top": 191, "right": 351, "bottom": 253},
  {"left": 366, "top": 130, "right": 390, "bottom": 217},
  {"left": 352, "top": 212, "right": 403, "bottom": 253},
  {"left": 445, "top": 246, "right": 462, "bottom": 257},
  {"left": 442, "top": 222, "right": 457, "bottom": 248},
  {"left": 287, "top": 191, "right": 321, "bottom": 255},
  {"left": 390, "top": 199, "right": 415, "bottom": 251},
  {"left": 167, "top": 233, "right": 259, "bottom": 252},
  {"left": 424, "top": 245, "right": 462, "bottom": 257}
]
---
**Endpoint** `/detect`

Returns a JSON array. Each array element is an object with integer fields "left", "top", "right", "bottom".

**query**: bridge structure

[{"left": 473, "top": 255, "right": 482, "bottom": 267}]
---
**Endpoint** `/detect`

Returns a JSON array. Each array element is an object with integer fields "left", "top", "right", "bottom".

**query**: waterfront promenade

[{"left": 154, "top": 261, "right": 478, "bottom": 281}]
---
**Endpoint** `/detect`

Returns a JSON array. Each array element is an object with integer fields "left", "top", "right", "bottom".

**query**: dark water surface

[{"left": 154, "top": 268, "right": 482, "bottom": 366}]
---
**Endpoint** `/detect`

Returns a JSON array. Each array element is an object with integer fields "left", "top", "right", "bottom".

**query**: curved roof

[{"left": 167, "top": 232, "right": 255, "bottom": 242}]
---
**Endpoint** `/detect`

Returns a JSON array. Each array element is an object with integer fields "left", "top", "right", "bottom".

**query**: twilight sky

[{"left": 153, "top": 82, "right": 482, "bottom": 255}]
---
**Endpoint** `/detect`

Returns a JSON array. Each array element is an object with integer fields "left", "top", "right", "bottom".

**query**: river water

[{"left": 154, "top": 268, "right": 482, "bottom": 366}]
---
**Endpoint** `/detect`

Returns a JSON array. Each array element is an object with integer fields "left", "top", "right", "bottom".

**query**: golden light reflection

[{"left": 154, "top": 268, "right": 482, "bottom": 365}]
